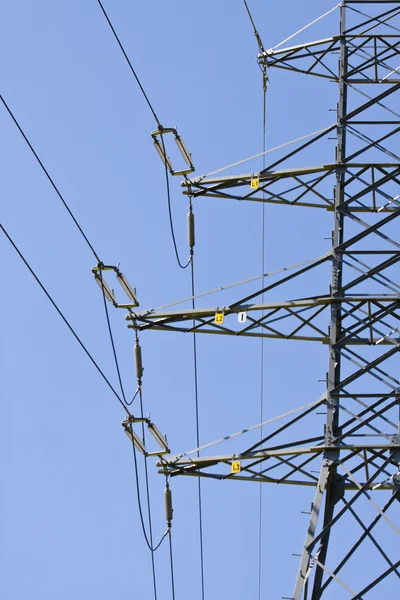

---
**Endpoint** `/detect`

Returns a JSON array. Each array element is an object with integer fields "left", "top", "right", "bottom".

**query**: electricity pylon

[{"left": 127, "top": 2, "right": 400, "bottom": 597}]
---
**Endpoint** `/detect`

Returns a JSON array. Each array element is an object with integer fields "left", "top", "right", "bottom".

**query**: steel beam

[{"left": 130, "top": 2, "right": 400, "bottom": 597}]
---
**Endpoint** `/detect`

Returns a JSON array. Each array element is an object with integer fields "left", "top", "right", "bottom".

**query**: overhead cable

[
  {"left": 0, "top": 94, "right": 141, "bottom": 414},
  {"left": 96, "top": 0, "right": 191, "bottom": 269},
  {"left": 162, "top": 479, "right": 176, "bottom": 599},
  {"left": 98, "top": 268, "right": 136, "bottom": 406},
  {"left": 258, "top": 46, "right": 268, "bottom": 600},
  {"left": 96, "top": 0, "right": 161, "bottom": 127},
  {"left": 3, "top": 224, "right": 163, "bottom": 590},
  {"left": 190, "top": 250, "right": 206, "bottom": 599},
  {"left": 94, "top": 8, "right": 177, "bottom": 591},
  {"left": 129, "top": 426, "right": 159, "bottom": 600},
  {"left": 242, "top": 0, "right": 266, "bottom": 53},
  {"left": 162, "top": 135, "right": 192, "bottom": 269},
  {"left": 0, "top": 95, "right": 100, "bottom": 263},
  {"left": 0, "top": 223, "right": 129, "bottom": 416},
  {"left": 138, "top": 383, "right": 158, "bottom": 598},
  {"left": 3, "top": 17, "right": 167, "bottom": 598},
  {"left": 168, "top": 529, "right": 176, "bottom": 600},
  {"left": 127, "top": 332, "right": 170, "bottom": 555}
]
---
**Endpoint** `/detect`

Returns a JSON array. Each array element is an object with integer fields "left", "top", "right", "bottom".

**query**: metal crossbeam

[{"left": 131, "top": 3, "right": 400, "bottom": 598}]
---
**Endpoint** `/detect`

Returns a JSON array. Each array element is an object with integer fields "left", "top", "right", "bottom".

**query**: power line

[
  {"left": 161, "top": 137, "right": 192, "bottom": 270},
  {"left": 98, "top": 294, "right": 167, "bottom": 599},
  {"left": 128, "top": 427, "right": 169, "bottom": 553},
  {"left": 138, "top": 385, "right": 159, "bottom": 599},
  {"left": 96, "top": 278, "right": 166, "bottom": 593},
  {"left": 96, "top": 0, "right": 191, "bottom": 270},
  {"left": 0, "top": 93, "right": 160, "bottom": 555},
  {"left": 0, "top": 95, "right": 100, "bottom": 263},
  {"left": 96, "top": 4, "right": 198, "bottom": 596},
  {"left": 3, "top": 13, "right": 169, "bottom": 596},
  {"left": 0, "top": 222, "right": 129, "bottom": 415},
  {"left": 97, "top": 268, "right": 139, "bottom": 406},
  {"left": 241, "top": 4, "right": 268, "bottom": 595},
  {"left": 168, "top": 529, "right": 176, "bottom": 600},
  {"left": 190, "top": 255, "right": 206, "bottom": 600},
  {"left": 1, "top": 89, "right": 162, "bottom": 578},
  {"left": 99, "top": 290, "right": 159, "bottom": 588},
  {"left": 0, "top": 94, "right": 139, "bottom": 416},
  {"left": 129, "top": 424, "right": 162, "bottom": 600},
  {"left": 128, "top": 330, "right": 173, "bottom": 596},
  {"left": 3, "top": 221, "right": 164, "bottom": 591},
  {"left": 258, "top": 66, "right": 268, "bottom": 600},
  {"left": 242, "top": 0, "right": 266, "bottom": 53},
  {"left": 89, "top": 28, "right": 192, "bottom": 594},
  {"left": 96, "top": 0, "right": 161, "bottom": 128}
]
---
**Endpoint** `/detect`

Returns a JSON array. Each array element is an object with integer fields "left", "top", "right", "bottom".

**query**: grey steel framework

[{"left": 128, "top": 2, "right": 400, "bottom": 598}]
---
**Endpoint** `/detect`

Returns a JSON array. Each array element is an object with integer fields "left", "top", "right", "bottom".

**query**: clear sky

[{"left": 1, "top": 2, "right": 398, "bottom": 599}]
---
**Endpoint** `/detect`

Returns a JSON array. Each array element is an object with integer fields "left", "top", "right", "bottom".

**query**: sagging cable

[
  {"left": 122, "top": 330, "right": 170, "bottom": 455},
  {"left": 242, "top": 0, "right": 266, "bottom": 54}
]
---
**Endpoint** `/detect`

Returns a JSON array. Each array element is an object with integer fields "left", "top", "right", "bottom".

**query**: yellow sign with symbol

[
  {"left": 215, "top": 311, "right": 225, "bottom": 325},
  {"left": 250, "top": 177, "right": 260, "bottom": 190},
  {"left": 231, "top": 461, "right": 241, "bottom": 474}
]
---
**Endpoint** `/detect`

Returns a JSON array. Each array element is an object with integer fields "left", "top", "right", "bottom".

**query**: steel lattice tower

[{"left": 128, "top": 2, "right": 400, "bottom": 597}]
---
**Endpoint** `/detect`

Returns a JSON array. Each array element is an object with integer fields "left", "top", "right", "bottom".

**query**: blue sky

[{"left": 2, "top": 2, "right": 397, "bottom": 599}]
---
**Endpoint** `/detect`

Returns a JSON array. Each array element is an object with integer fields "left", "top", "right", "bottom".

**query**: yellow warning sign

[
  {"left": 215, "top": 311, "right": 225, "bottom": 325},
  {"left": 250, "top": 177, "right": 260, "bottom": 190},
  {"left": 231, "top": 461, "right": 241, "bottom": 474}
]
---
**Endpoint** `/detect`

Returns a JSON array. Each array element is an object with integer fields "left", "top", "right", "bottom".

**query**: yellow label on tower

[
  {"left": 215, "top": 311, "right": 225, "bottom": 325},
  {"left": 231, "top": 461, "right": 241, "bottom": 474},
  {"left": 250, "top": 177, "right": 260, "bottom": 190}
]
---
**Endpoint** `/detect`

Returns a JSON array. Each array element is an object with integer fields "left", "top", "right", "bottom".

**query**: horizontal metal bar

[
  {"left": 260, "top": 37, "right": 337, "bottom": 58},
  {"left": 130, "top": 296, "right": 400, "bottom": 321},
  {"left": 186, "top": 163, "right": 400, "bottom": 187},
  {"left": 163, "top": 444, "right": 400, "bottom": 466},
  {"left": 159, "top": 466, "right": 398, "bottom": 490}
]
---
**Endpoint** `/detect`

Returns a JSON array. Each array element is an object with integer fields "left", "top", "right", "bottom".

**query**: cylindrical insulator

[
  {"left": 331, "top": 265, "right": 339, "bottom": 289},
  {"left": 187, "top": 210, "right": 195, "bottom": 249},
  {"left": 134, "top": 341, "right": 143, "bottom": 381},
  {"left": 164, "top": 486, "right": 173, "bottom": 523}
]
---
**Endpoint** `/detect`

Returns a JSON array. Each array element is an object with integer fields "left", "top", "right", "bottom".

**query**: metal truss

[{"left": 130, "top": 2, "right": 400, "bottom": 598}]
